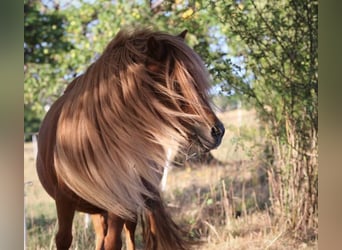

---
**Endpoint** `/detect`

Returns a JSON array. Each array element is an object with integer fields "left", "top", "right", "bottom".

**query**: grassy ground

[{"left": 24, "top": 109, "right": 317, "bottom": 250}]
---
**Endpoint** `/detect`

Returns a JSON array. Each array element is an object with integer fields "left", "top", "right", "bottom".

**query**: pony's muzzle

[{"left": 211, "top": 121, "right": 225, "bottom": 147}]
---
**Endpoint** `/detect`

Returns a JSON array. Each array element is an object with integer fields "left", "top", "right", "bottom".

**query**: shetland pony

[{"left": 36, "top": 28, "right": 225, "bottom": 250}]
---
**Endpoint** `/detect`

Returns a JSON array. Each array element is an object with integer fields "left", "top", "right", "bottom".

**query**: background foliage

[{"left": 24, "top": 0, "right": 318, "bottom": 244}]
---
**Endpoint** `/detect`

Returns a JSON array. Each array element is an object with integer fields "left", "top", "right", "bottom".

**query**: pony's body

[{"left": 37, "top": 28, "right": 224, "bottom": 250}]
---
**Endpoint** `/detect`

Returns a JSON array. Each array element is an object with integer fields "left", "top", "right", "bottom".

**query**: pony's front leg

[
  {"left": 104, "top": 213, "right": 125, "bottom": 250},
  {"left": 91, "top": 213, "right": 107, "bottom": 250},
  {"left": 55, "top": 193, "right": 76, "bottom": 250},
  {"left": 124, "top": 219, "right": 137, "bottom": 250}
]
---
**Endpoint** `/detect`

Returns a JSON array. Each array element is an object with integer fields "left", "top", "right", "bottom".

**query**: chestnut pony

[{"left": 36, "top": 28, "right": 224, "bottom": 250}]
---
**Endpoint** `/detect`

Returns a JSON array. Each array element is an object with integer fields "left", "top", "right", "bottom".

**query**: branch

[{"left": 250, "top": 0, "right": 297, "bottom": 69}]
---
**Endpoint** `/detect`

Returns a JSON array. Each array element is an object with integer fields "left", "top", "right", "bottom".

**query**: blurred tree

[
  {"left": 24, "top": 0, "right": 73, "bottom": 138},
  {"left": 208, "top": 0, "right": 318, "bottom": 239},
  {"left": 24, "top": 0, "right": 72, "bottom": 65}
]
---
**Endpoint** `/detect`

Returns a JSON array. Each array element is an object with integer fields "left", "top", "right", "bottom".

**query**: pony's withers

[{"left": 51, "top": 29, "right": 215, "bottom": 220}]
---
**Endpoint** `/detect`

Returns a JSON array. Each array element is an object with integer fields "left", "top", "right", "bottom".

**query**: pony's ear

[
  {"left": 146, "top": 36, "right": 167, "bottom": 72},
  {"left": 147, "top": 36, "right": 166, "bottom": 61},
  {"left": 178, "top": 30, "right": 188, "bottom": 40},
  {"left": 147, "top": 36, "right": 158, "bottom": 51}
]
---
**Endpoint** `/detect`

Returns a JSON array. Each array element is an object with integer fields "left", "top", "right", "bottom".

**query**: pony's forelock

[{"left": 54, "top": 28, "right": 213, "bottom": 219}]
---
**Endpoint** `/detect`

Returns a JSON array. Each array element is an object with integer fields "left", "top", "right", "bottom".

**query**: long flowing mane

[{"left": 54, "top": 28, "right": 213, "bottom": 220}]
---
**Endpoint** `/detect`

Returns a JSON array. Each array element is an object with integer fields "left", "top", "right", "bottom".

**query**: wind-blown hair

[{"left": 54, "top": 28, "right": 213, "bottom": 220}]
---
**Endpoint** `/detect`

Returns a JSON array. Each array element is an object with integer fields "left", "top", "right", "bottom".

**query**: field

[{"left": 24, "top": 109, "right": 317, "bottom": 250}]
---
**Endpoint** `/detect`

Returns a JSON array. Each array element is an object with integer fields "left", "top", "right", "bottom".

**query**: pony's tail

[{"left": 141, "top": 195, "right": 195, "bottom": 250}]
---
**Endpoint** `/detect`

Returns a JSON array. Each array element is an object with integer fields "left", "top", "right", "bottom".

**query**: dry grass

[
  {"left": 24, "top": 109, "right": 317, "bottom": 250},
  {"left": 164, "top": 164, "right": 317, "bottom": 250}
]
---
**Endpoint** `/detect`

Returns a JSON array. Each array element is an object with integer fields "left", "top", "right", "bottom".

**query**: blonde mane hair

[{"left": 54, "top": 28, "right": 212, "bottom": 219}]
